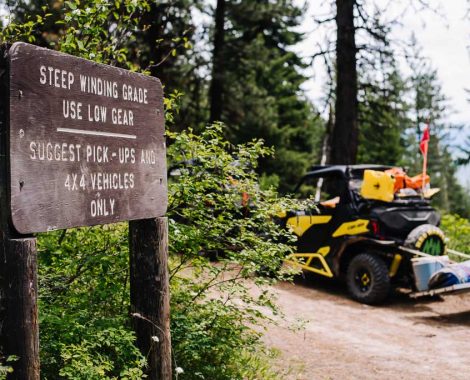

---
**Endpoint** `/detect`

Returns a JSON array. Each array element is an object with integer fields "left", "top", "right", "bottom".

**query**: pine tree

[
  {"left": 456, "top": 132, "right": 470, "bottom": 165},
  {"left": 207, "top": 0, "right": 324, "bottom": 191},
  {"left": 332, "top": 0, "right": 358, "bottom": 165},
  {"left": 357, "top": 48, "right": 411, "bottom": 165},
  {"left": 405, "top": 48, "right": 470, "bottom": 217},
  {"left": 209, "top": 0, "right": 226, "bottom": 123},
  {"left": 129, "top": 0, "right": 209, "bottom": 131}
]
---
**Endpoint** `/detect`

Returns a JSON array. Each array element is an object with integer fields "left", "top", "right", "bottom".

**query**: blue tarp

[{"left": 428, "top": 260, "right": 470, "bottom": 289}]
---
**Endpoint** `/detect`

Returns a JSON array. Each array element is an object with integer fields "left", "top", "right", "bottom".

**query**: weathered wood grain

[
  {"left": 129, "top": 217, "right": 172, "bottom": 380},
  {"left": 9, "top": 42, "right": 167, "bottom": 234},
  {"left": 0, "top": 237, "right": 39, "bottom": 380}
]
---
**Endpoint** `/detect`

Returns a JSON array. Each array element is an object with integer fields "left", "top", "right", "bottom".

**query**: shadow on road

[
  {"left": 290, "top": 272, "right": 447, "bottom": 311},
  {"left": 411, "top": 310, "right": 470, "bottom": 327},
  {"left": 292, "top": 272, "right": 346, "bottom": 297}
]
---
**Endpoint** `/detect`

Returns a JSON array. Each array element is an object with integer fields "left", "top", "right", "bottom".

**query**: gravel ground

[{"left": 262, "top": 274, "right": 470, "bottom": 380}]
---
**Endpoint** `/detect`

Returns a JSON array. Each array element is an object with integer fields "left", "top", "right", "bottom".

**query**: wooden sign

[{"left": 8, "top": 42, "right": 167, "bottom": 233}]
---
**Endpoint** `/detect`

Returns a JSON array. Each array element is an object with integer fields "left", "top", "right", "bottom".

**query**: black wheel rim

[{"left": 354, "top": 268, "right": 372, "bottom": 293}]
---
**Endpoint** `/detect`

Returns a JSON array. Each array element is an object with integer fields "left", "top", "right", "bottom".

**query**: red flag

[
  {"left": 420, "top": 123, "right": 430, "bottom": 193},
  {"left": 420, "top": 124, "right": 430, "bottom": 155}
]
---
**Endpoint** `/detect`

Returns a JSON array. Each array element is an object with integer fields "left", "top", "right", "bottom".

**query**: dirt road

[{"left": 263, "top": 275, "right": 470, "bottom": 380}]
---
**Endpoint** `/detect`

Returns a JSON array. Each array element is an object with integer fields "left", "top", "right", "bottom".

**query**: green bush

[
  {"left": 441, "top": 214, "right": 470, "bottom": 259},
  {"left": 167, "top": 125, "right": 299, "bottom": 379},
  {"left": 38, "top": 225, "right": 146, "bottom": 379},
  {"left": 0, "top": 357, "right": 17, "bottom": 380},
  {"left": 58, "top": 328, "right": 145, "bottom": 380}
]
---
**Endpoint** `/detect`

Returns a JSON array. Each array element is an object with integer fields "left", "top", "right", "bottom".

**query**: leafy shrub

[
  {"left": 167, "top": 125, "right": 299, "bottom": 379},
  {"left": 441, "top": 214, "right": 470, "bottom": 260},
  {"left": 0, "top": 356, "right": 17, "bottom": 380},
  {"left": 58, "top": 328, "right": 145, "bottom": 380},
  {"left": 167, "top": 124, "right": 297, "bottom": 279},
  {"left": 38, "top": 225, "right": 146, "bottom": 379}
]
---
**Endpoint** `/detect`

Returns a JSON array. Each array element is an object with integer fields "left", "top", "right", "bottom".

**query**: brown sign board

[{"left": 8, "top": 42, "right": 167, "bottom": 234}]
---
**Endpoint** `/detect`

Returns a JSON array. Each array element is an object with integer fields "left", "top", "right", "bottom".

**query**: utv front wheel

[{"left": 346, "top": 253, "right": 390, "bottom": 305}]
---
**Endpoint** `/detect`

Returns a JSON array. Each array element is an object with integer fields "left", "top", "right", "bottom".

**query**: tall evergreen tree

[
  {"left": 209, "top": 0, "right": 226, "bottom": 123},
  {"left": 312, "top": 1, "right": 436, "bottom": 165},
  {"left": 457, "top": 136, "right": 470, "bottom": 165},
  {"left": 332, "top": 0, "right": 358, "bottom": 165},
  {"left": 133, "top": 1, "right": 208, "bottom": 130},
  {"left": 207, "top": 0, "right": 323, "bottom": 191},
  {"left": 357, "top": 68, "right": 410, "bottom": 165},
  {"left": 405, "top": 48, "right": 470, "bottom": 217},
  {"left": 356, "top": 38, "right": 411, "bottom": 165},
  {"left": 312, "top": 1, "right": 391, "bottom": 165},
  {"left": 136, "top": 1, "right": 197, "bottom": 79}
]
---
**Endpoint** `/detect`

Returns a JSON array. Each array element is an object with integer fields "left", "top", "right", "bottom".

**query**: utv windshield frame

[{"left": 293, "top": 165, "right": 394, "bottom": 205}]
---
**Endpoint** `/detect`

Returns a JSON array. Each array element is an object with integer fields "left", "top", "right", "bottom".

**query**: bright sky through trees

[
  {"left": 296, "top": 0, "right": 470, "bottom": 185},
  {"left": 298, "top": 0, "right": 469, "bottom": 123}
]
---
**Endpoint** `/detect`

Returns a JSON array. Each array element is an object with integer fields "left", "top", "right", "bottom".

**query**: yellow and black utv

[{"left": 280, "top": 165, "right": 447, "bottom": 304}]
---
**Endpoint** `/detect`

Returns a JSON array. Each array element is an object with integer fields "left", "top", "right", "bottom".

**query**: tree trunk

[
  {"left": 315, "top": 106, "right": 334, "bottom": 201},
  {"left": 331, "top": 0, "right": 358, "bottom": 164},
  {"left": 209, "top": 0, "right": 226, "bottom": 123}
]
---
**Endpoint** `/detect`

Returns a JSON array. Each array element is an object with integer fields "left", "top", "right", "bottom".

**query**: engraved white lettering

[
  {"left": 41, "top": 66, "right": 74, "bottom": 89},
  {"left": 62, "top": 99, "right": 83, "bottom": 120},
  {"left": 80, "top": 75, "right": 118, "bottom": 98},
  {"left": 140, "top": 149, "right": 157, "bottom": 164},
  {"left": 87, "top": 104, "right": 107, "bottom": 123},
  {"left": 121, "top": 84, "right": 148, "bottom": 104},
  {"left": 29, "top": 141, "right": 82, "bottom": 162},
  {"left": 118, "top": 147, "right": 135, "bottom": 164},
  {"left": 90, "top": 197, "right": 116, "bottom": 217},
  {"left": 86, "top": 145, "right": 109, "bottom": 163},
  {"left": 111, "top": 108, "right": 133, "bottom": 125},
  {"left": 39, "top": 66, "right": 46, "bottom": 84}
]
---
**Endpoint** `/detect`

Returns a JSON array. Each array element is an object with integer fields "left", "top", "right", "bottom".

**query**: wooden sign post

[
  {"left": 0, "top": 43, "right": 170, "bottom": 379},
  {"left": 130, "top": 218, "right": 172, "bottom": 379},
  {"left": 0, "top": 238, "right": 39, "bottom": 379}
]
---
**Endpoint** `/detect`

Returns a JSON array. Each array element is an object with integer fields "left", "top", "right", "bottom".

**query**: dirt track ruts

[{"left": 263, "top": 274, "right": 470, "bottom": 380}]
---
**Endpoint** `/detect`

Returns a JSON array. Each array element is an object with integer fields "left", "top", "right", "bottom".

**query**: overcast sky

[
  {"left": 296, "top": 0, "right": 470, "bottom": 186},
  {"left": 298, "top": 0, "right": 469, "bottom": 121}
]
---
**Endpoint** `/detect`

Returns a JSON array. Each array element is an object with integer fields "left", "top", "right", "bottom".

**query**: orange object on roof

[
  {"left": 385, "top": 168, "right": 407, "bottom": 193},
  {"left": 320, "top": 196, "right": 340, "bottom": 208},
  {"left": 385, "top": 167, "right": 430, "bottom": 193},
  {"left": 405, "top": 173, "right": 430, "bottom": 190}
]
